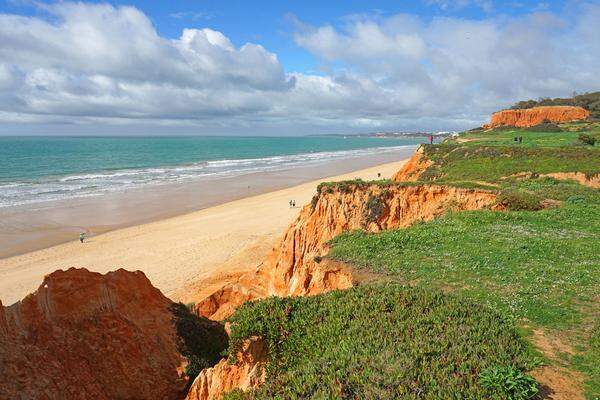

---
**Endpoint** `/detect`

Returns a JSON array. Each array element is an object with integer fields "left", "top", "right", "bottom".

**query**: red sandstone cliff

[
  {"left": 194, "top": 183, "right": 499, "bottom": 321},
  {"left": 0, "top": 268, "right": 225, "bottom": 400},
  {"left": 186, "top": 182, "right": 501, "bottom": 398},
  {"left": 483, "top": 106, "right": 589, "bottom": 128},
  {"left": 391, "top": 145, "right": 432, "bottom": 182},
  {"left": 185, "top": 337, "right": 266, "bottom": 400}
]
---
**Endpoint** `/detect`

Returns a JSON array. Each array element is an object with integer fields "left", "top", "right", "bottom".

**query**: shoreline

[
  {"left": 0, "top": 147, "right": 415, "bottom": 259},
  {"left": 0, "top": 155, "right": 411, "bottom": 305}
]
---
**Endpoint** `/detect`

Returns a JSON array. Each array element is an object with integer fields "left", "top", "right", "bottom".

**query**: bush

[
  {"left": 526, "top": 122, "right": 562, "bottom": 132},
  {"left": 578, "top": 134, "right": 596, "bottom": 146},
  {"left": 567, "top": 195, "right": 586, "bottom": 205},
  {"left": 363, "top": 195, "right": 386, "bottom": 223},
  {"left": 310, "top": 194, "right": 319, "bottom": 210},
  {"left": 223, "top": 389, "right": 246, "bottom": 400},
  {"left": 479, "top": 365, "right": 539, "bottom": 400},
  {"left": 496, "top": 190, "right": 542, "bottom": 211},
  {"left": 170, "top": 303, "right": 229, "bottom": 380},
  {"left": 185, "top": 355, "right": 210, "bottom": 379}
]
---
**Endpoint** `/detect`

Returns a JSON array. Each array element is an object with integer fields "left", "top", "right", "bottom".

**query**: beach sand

[{"left": 0, "top": 158, "right": 407, "bottom": 305}]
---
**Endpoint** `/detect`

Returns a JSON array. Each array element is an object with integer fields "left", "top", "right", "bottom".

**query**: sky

[{"left": 0, "top": 0, "right": 599, "bottom": 135}]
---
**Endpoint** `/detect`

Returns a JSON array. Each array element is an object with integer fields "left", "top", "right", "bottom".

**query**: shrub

[
  {"left": 526, "top": 122, "right": 562, "bottom": 132},
  {"left": 495, "top": 190, "right": 542, "bottom": 211},
  {"left": 222, "top": 389, "right": 246, "bottom": 400},
  {"left": 185, "top": 355, "right": 210, "bottom": 379},
  {"left": 310, "top": 194, "right": 319, "bottom": 210},
  {"left": 479, "top": 365, "right": 539, "bottom": 400},
  {"left": 170, "top": 303, "right": 229, "bottom": 380},
  {"left": 363, "top": 194, "right": 386, "bottom": 223},
  {"left": 578, "top": 134, "right": 596, "bottom": 146},
  {"left": 567, "top": 195, "right": 586, "bottom": 205}
]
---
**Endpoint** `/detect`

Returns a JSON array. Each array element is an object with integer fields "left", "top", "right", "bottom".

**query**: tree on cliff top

[{"left": 510, "top": 91, "right": 600, "bottom": 118}]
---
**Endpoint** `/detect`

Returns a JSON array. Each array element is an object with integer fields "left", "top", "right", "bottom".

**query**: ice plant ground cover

[{"left": 220, "top": 122, "right": 599, "bottom": 399}]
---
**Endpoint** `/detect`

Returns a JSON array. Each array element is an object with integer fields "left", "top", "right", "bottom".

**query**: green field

[
  {"left": 225, "top": 284, "right": 539, "bottom": 400},
  {"left": 224, "top": 123, "right": 600, "bottom": 399}
]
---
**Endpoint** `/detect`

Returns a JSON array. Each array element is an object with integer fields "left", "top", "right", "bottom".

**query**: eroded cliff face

[
  {"left": 543, "top": 172, "right": 600, "bottom": 189},
  {"left": 185, "top": 337, "right": 267, "bottom": 400},
  {"left": 391, "top": 146, "right": 432, "bottom": 182},
  {"left": 195, "top": 183, "right": 499, "bottom": 321},
  {"left": 483, "top": 106, "right": 589, "bottom": 128},
  {"left": 0, "top": 268, "right": 210, "bottom": 400},
  {"left": 189, "top": 182, "right": 500, "bottom": 398}
]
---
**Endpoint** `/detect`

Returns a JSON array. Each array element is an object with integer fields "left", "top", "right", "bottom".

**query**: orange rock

[
  {"left": 0, "top": 268, "right": 189, "bottom": 400},
  {"left": 542, "top": 172, "right": 600, "bottom": 188},
  {"left": 0, "top": 300, "right": 7, "bottom": 336},
  {"left": 391, "top": 145, "right": 432, "bottom": 182},
  {"left": 195, "top": 183, "right": 499, "bottom": 321},
  {"left": 185, "top": 338, "right": 267, "bottom": 400},
  {"left": 188, "top": 182, "right": 501, "bottom": 399},
  {"left": 483, "top": 106, "right": 589, "bottom": 128}
]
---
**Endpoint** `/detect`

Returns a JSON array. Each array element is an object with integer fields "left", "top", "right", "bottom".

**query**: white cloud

[
  {"left": 292, "top": 6, "right": 600, "bottom": 124},
  {"left": 169, "top": 11, "right": 212, "bottom": 21},
  {"left": 425, "top": 0, "right": 494, "bottom": 12},
  {"left": 0, "top": 2, "right": 599, "bottom": 134}
]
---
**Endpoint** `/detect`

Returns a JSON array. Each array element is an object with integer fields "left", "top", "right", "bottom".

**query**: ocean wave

[{"left": 0, "top": 145, "right": 414, "bottom": 208}]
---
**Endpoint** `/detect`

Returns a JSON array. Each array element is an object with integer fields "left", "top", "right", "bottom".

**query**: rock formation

[
  {"left": 185, "top": 338, "right": 267, "bottom": 400},
  {"left": 0, "top": 268, "right": 226, "bottom": 400},
  {"left": 195, "top": 183, "right": 500, "bottom": 321},
  {"left": 391, "top": 145, "right": 432, "bottom": 182},
  {"left": 483, "top": 106, "right": 589, "bottom": 128},
  {"left": 542, "top": 172, "right": 600, "bottom": 189}
]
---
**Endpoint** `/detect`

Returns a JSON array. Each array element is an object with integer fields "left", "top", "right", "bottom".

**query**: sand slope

[{"left": 0, "top": 160, "right": 406, "bottom": 305}]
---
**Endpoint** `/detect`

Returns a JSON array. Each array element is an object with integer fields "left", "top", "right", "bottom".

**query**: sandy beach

[{"left": 0, "top": 158, "right": 408, "bottom": 305}]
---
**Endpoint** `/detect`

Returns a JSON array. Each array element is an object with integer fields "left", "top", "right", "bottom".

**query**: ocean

[{"left": 0, "top": 136, "right": 424, "bottom": 208}]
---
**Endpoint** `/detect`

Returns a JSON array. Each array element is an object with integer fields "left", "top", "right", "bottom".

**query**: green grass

[
  {"left": 223, "top": 125, "right": 600, "bottom": 398},
  {"left": 573, "top": 321, "right": 600, "bottom": 398},
  {"left": 224, "top": 284, "right": 539, "bottom": 400},
  {"left": 328, "top": 204, "right": 600, "bottom": 397},
  {"left": 329, "top": 205, "right": 599, "bottom": 328},
  {"left": 419, "top": 144, "right": 600, "bottom": 185},
  {"left": 449, "top": 125, "right": 600, "bottom": 148},
  {"left": 321, "top": 130, "right": 600, "bottom": 397}
]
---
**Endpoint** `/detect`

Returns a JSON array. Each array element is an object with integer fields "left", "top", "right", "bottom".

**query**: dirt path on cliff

[{"left": 0, "top": 159, "right": 407, "bottom": 305}]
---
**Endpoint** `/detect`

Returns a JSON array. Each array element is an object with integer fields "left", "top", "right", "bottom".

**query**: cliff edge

[
  {"left": 0, "top": 268, "right": 227, "bottom": 400},
  {"left": 194, "top": 182, "right": 500, "bottom": 321},
  {"left": 483, "top": 105, "right": 589, "bottom": 128}
]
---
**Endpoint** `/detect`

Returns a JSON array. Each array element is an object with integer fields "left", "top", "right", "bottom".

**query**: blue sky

[
  {"left": 2, "top": 0, "right": 567, "bottom": 73},
  {"left": 0, "top": 0, "right": 598, "bottom": 135}
]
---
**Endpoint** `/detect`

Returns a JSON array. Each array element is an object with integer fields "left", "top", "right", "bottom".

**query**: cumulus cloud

[
  {"left": 0, "top": 1, "right": 599, "bottom": 134},
  {"left": 292, "top": 4, "right": 600, "bottom": 125},
  {"left": 0, "top": 2, "right": 291, "bottom": 124}
]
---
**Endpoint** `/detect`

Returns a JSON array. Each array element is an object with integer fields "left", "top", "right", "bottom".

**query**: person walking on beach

[{"left": 79, "top": 232, "right": 86, "bottom": 243}]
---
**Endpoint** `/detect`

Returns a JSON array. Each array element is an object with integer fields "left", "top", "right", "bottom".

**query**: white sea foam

[{"left": 0, "top": 145, "right": 413, "bottom": 208}]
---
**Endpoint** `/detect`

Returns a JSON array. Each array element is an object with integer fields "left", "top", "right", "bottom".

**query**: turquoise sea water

[{"left": 0, "top": 136, "right": 424, "bottom": 207}]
